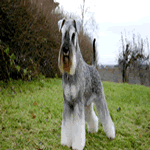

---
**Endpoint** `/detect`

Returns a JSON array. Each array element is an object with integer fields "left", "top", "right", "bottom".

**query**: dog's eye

[{"left": 71, "top": 33, "right": 75, "bottom": 44}]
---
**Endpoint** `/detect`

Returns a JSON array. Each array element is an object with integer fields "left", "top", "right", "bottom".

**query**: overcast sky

[{"left": 55, "top": 0, "right": 150, "bottom": 65}]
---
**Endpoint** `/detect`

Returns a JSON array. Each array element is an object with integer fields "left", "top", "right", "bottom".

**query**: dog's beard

[
  {"left": 63, "top": 55, "right": 72, "bottom": 73},
  {"left": 58, "top": 50, "right": 76, "bottom": 75}
]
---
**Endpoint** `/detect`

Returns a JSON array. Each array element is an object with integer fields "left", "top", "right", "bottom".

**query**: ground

[{"left": 0, "top": 78, "right": 150, "bottom": 149}]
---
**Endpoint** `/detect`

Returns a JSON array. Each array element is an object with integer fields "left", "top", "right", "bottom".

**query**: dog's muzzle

[
  {"left": 63, "top": 46, "right": 70, "bottom": 66},
  {"left": 63, "top": 53, "right": 69, "bottom": 67},
  {"left": 59, "top": 46, "right": 72, "bottom": 73}
]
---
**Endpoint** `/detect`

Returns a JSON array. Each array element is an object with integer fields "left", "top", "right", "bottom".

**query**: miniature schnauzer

[{"left": 58, "top": 19, "right": 115, "bottom": 150}]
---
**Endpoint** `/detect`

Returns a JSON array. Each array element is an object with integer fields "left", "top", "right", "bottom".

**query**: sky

[{"left": 55, "top": 0, "right": 150, "bottom": 65}]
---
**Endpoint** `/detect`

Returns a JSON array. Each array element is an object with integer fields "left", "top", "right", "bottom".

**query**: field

[{"left": 1, "top": 78, "right": 150, "bottom": 150}]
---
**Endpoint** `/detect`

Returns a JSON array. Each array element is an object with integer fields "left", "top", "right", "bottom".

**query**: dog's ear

[
  {"left": 73, "top": 20, "right": 80, "bottom": 34},
  {"left": 58, "top": 19, "right": 65, "bottom": 32}
]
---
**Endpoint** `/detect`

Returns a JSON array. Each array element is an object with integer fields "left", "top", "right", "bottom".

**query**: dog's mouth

[
  {"left": 63, "top": 55, "right": 69, "bottom": 66},
  {"left": 63, "top": 51, "right": 69, "bottom": 56}
]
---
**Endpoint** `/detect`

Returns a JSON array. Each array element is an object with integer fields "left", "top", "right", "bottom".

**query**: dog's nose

[{"left": 63, "top": 46, "right": 69, "bottom": 54}]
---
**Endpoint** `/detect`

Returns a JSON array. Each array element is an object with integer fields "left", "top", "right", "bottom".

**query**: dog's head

[{"left": 58, "top": 19, "right": 80, "bottom": 75}]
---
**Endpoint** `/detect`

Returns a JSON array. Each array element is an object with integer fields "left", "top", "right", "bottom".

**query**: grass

[{"left": 0, "top": 78, "right": 150, "bottom": 150}]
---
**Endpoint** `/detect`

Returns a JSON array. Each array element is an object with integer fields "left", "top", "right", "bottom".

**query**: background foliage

[{"left": 0, "top": 0, "right": 93, "bottom": 81}]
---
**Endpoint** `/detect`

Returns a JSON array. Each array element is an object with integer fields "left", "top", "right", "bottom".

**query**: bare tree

[
  {"left": 80, "top": 0, "right": 99, "bottom": 36},
  {"left": 118, "top": 32, "right": 131, "bottom": 82},
  {"left": 118, "top": 32, "right": 150, "bottom": 85},
  {"left": 129, "top": 36, "right": 149, "bottom": 85},
  {"left": 81, "top": 0, "right": 85, "bottom": 32},
  {"left": 146, "top": 37, "right": 150, "bottom": 86}
]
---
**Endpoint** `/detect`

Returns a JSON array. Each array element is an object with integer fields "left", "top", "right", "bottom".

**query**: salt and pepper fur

[{"left": 58, "top": 19, "right": 115, "bottom": 150}]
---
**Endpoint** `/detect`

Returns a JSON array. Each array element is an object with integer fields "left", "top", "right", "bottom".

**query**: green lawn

[{"left": 0, "top": 78, "right": 150, "bottom": 150}]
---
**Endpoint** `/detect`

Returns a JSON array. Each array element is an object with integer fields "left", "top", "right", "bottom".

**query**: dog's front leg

[
  {"left": 61, "top": 102, "right": 72, "bottom": 147},
  {"left": 72, "top": 103, "right": 85, "bottom": 150}
]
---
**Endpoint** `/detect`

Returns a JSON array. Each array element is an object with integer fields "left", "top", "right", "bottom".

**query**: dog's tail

[{"left": 92, "top": 38, "right": 97, "bottom": 67}]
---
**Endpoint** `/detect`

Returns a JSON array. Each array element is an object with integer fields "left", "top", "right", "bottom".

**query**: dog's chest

[{"left": 63, "top": 84, "right": 78, "bottom": 100}]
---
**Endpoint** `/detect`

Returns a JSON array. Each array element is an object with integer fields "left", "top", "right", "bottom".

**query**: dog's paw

[
  {"left": 106, "top": 124, "right": 115, "bottom": 140},
  {"left": 61, "top": 137, "right": 72, "bottom": 148},
  {"left": 61, "top": 136, "right": 72, "bottom": 147},
  {"left": 72, "top": 140, "right": 85, "bottom": 150},
  {"left": 104, "top": 122, "right": 115, "bottom": 140}
]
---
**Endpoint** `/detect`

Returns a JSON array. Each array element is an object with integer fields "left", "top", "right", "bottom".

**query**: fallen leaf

[
  {"left": 17, "top": 127, "right": 21, "bottom": 130},
  {"left": 32, "top": 113, "right": 36, "bottom": 119},
  {"left": 139, "top": 134, "right": 142, "bottom": 138},
  {"left": 27, "top": 139, "right": 29, "bottom": 142},
  {"left": 34, "top": 101, "right": 37, "bottom": 106}
]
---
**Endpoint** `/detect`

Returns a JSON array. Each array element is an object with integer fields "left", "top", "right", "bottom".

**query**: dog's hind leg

[
  {"left": 85, "top": 103, "right": 99, "bottom": 133},
  {"left": 94, "top": 86, "right": 115, "bottom": 140}
]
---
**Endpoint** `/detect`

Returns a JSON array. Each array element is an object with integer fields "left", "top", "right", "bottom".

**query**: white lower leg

[
  {"left": 72, "top": 118, "right": 85, "bottom": 150},
  {"left": 85, "top": 103, "right": 99, "bottom": 133},
  {"left": 103, "top": 117, "right": 115, "bottom": 139},
  {"left": 61, "top": 118, "right": 72, "bottom": 147},
  {"left": 72, "top": 105, "right": 85, "bottom": 150}
]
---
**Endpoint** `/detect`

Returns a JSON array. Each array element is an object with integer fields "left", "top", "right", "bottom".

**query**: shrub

[{"left": 0, "top": 0, "right": 93, "bottom": 81}]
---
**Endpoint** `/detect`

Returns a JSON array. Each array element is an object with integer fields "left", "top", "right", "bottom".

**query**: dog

[{"left": 58, "top": 18, "right": 115, "bottom": 150}]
